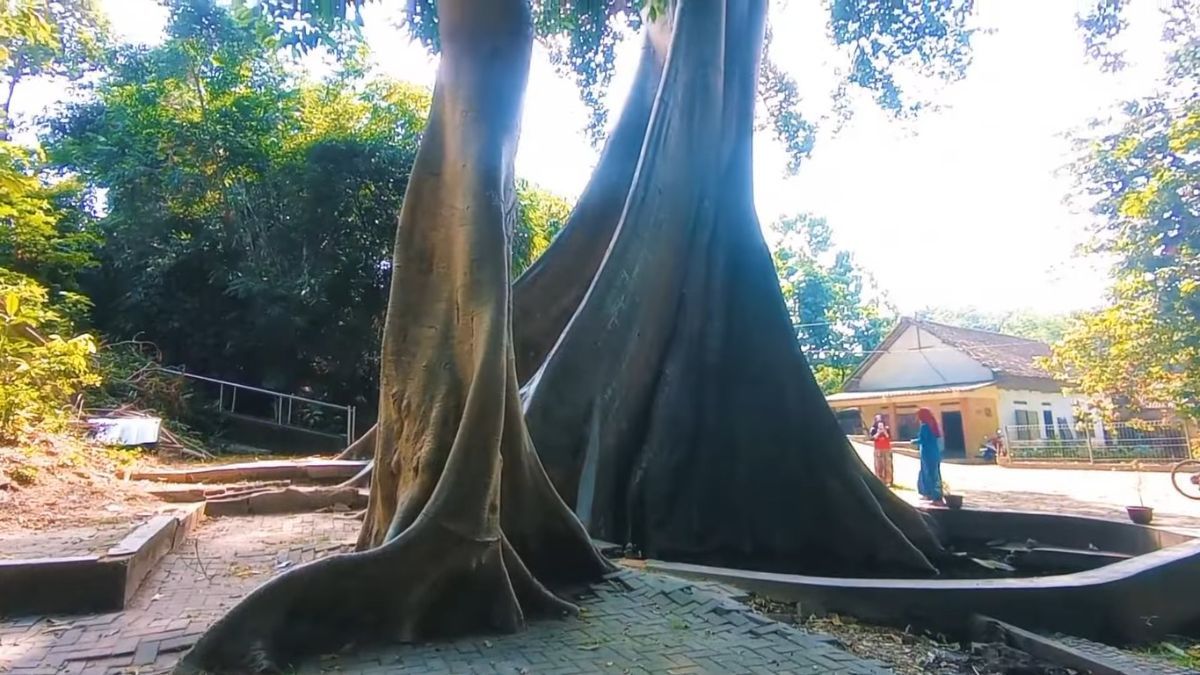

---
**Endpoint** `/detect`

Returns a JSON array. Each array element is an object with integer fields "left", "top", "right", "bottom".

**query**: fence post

[{"left": 1086, "top": 430, "right": 1095, "bottom": 464}]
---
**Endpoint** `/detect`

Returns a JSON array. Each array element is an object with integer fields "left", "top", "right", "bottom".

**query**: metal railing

[
  {"left": 1003, "top": 421, "right": 1192, "bottom": 463},
  {"left": 156, "top": 368, "right": 357, "bottom": 447}
]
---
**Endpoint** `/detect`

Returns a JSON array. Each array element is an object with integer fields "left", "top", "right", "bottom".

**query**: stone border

[
  {"left": 0, "top": 502, "right": 205, "bottom": 616},
  {"left": 646, "top": 509, "right": 1200, "bottom": 645},
  {"left": 971, "top": 616, "right": 1157, "bottom": 675}
]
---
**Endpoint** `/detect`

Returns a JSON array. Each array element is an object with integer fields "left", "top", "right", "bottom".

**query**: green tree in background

[
  {"left": 773, "top": 213, "right": 893, "bottom": 393},
  {"left": 1, "top": 0, "right": 108, "bottom": 139},
  {"left": 1051, "top": 3, "right": 1199, "bottom": 420},
  {"left": 48, "top": 0, "right": 570, "bottom": 410}
]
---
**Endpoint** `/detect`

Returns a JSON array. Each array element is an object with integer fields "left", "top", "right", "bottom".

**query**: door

[{"left": 941, "top": 411, "right": 966, "bottom": 458}]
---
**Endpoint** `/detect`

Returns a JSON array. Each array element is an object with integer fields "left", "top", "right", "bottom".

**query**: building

[{"left": 825, "top": 318, "right": 1085, "bottom": 458}]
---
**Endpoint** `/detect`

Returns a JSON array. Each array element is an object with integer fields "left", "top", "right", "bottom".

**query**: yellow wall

[
  {"left": 830, "top": 386, "right": 1001, "bottom": 454},
  {"left": 962, "top": 393, "right": 1001, "bottom": 452}
]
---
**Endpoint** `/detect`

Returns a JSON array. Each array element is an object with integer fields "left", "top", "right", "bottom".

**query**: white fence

[{"left": 1003, "top": 421, "right": 1192, "bottom": 463}]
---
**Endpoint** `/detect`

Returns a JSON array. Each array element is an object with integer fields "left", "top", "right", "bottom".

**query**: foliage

[
  {"left": 88, "top": 340, "right": 217, "bottom": 447},
  {"left": 772, "top": 213, "right": 894, "bottom": 394},
  {"left": 248, "top": 0, "right": 979, "bottom": 166},
  {"left": 1051, "top": 10, "right": 1199, "bottom": 420},
  {"left": 0, "top": 0, "right": 109, "bottom": 136},
  {"left": 913, "top": 306, "right": 1070, "bottom": 344},
  {"left": 513, "top": 178, "right": 570, "bottom": 277},
  {"left": 0, "top": 269, "right": 99, "bottom": 442},
  {"left": 1047, "top": 281, "right": 1198, "bottom": 421},
  {"left": 48, "top": 0, "right": 573, "bottom": 411},
  {"left": 0, "top": 140, "right": 97, "bottom": 296}
]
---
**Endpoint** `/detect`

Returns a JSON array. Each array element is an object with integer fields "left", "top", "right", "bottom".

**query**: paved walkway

[
  {"left": 854, "top": 443, "right": 1200, "bottom": 531},
  {"left": 1, "top": 513, "right": 887, "bottom": 675}
]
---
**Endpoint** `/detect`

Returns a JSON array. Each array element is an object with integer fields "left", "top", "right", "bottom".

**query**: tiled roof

[
  {"left": 826, "top": 382, "right": 994, "bottom": 403},
  {"left": 913, "top": 320, "right": 1053, "bottom": 379}
]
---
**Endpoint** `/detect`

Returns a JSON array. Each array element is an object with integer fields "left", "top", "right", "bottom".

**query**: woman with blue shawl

[{"left": 914, "top": 407, "right": 944, "bottom": 506}]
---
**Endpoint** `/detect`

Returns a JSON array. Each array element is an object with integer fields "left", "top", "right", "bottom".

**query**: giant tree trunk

[
  {"left": 511, "top": 16, "right": 671, "bottom": 383},
  {"left": 522, "top": 0, "right": 943, "bottom": 577},
  {"left": 177, "top": 2, "right": 608, "bottom": 672}
]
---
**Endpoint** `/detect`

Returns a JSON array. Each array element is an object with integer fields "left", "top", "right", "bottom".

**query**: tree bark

[
  {"left": 510, "top": 15, "right": 671, "bottom": 383},
  {"left": 522, "top": 0, "right": 943, "bottom": 577},
  {"left": 334, "top": 424, "right": 376, "bottom": 460},
  {"left": 177, "top": 2, "right": 608, "bottom": 671}
]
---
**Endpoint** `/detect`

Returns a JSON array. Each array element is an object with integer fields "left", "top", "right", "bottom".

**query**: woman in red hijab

[{"left": 914, "top": 407, "right": 944, "bottom": 505}]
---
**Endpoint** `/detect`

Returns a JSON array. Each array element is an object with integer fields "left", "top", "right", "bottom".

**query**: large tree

[
  {"left": 181, "top": 0, "right": 983, "bottom": 670},
  {"left": 1051, "top": 0, "right": 1199, "bottom": 421}
]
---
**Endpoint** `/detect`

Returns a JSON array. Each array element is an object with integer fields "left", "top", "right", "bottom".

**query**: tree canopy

[
  {"left": 47, "top": 0, "right": 573, "bottom": 411},
  {"left": 1050, "top": 4, "right": 1199, "bottom": 420}
]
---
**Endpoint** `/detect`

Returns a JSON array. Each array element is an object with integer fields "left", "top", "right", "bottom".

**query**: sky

[{"left": 12, "top": 0, "right": 1174, "bottom": 315}]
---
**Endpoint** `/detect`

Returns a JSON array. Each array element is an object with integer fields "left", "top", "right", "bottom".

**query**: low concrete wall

[
  {"left": 926, "top": 507, "right": 1193, "bottom": 556},
  {"left": 648, "top": 511, "right": 1200, "bottom": 645},
  {"left": 0, "top": 503, "right": 205, "bottom": 616}
]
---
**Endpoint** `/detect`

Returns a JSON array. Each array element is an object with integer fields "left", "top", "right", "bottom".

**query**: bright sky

[{"left": 13, "top": 0, "right": 1172, "bottom": 315}]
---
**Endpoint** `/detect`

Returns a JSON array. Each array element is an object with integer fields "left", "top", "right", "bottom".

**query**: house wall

[
  {"left": 963, "top": 395, "right": 1001, "bottom": 451},
  {"left": 855, "top": 324, "right": 994, "bottom": 391},
  {"left": 830, "top": 386, "right": 1002, "bottom": 457},
  {"left": 997, "top": 388, "right": 1086, "bottom": 438}
]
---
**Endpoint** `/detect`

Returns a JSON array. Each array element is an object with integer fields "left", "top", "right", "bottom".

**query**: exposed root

[
  {"left": 335, "top": 426, "right": 377, "bottom": 461},
  {"left": 128, "top": 460, "right": 366, "bottom": 485},
  {"left": 148, "top": 480, "right": 292, "bottom": 503},
  {"left": 338, "top": 459, "right": 374, "bottom": 489},
  {"left": 174, "top": 518, "right": 576, "bottom": 674},
  {"left": 203, "top": 486, "right": 368, "bottom": 516}
]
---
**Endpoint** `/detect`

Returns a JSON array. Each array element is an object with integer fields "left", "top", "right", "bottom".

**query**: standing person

[
  {"left": 869, "top": 414, "right": 894, "bottom": 486},
  {"left": 914, "top": 408, "right": 944, "bottom": 506}
]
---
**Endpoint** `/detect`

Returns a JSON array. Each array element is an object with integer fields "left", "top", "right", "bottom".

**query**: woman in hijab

[
  {"left": 914, "top": 408, "right": 944, "bottom": 505},
  {"left": 869, "top": 414, "right": 893, "bottom": 485}
]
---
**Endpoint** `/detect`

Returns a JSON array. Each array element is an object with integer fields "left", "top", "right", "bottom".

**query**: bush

[{"left": 0, "top": 269, "right": 99, "bottom": 442}]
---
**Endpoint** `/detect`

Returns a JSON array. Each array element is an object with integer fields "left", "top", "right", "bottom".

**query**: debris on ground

[
  {"left": 0, "top": 431, "right": 163, "bottom": 532},
  {"left": 748, "top": 596, "right": 1078, "bottom": 674}
]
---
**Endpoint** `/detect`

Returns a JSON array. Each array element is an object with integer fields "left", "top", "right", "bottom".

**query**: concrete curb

[
  {"left": 0, "top": 502, "right": 206, "bottom": 616},
  {"left": 646, "top": 509, "right": 1200, "bottom": 644}
]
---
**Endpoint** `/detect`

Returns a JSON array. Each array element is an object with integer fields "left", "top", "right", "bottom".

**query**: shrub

[{"left": 0, "top": 269, "right": 99, "bottom": 442}]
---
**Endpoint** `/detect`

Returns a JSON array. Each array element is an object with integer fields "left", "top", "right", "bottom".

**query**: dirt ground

[{"left": 0, "top": 433, "right": 167, "bottom": 533}]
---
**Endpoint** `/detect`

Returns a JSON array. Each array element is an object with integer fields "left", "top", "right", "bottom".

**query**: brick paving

[
  {"left": 854, "top": 444, "right": 1200, "bottom": 531},
  {"left": 1, "top": 513, "right": 887, "bottom": 674},
  {"left": 1, "top": 514, "right": 360, "bottom": 675},
  {"left": 0, "top": 522, "right": 137, "bottom": 560}
]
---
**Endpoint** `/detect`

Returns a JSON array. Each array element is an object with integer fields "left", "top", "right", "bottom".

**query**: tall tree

[
  {"left": 1051, "top": 0, "right": 1199, "bottom": 420},
  {"left": 180, "top": 2, "right": 609, "bottom": 671},
  {"left": 182, "top": 0, "right": 981, "bottom": 670}
]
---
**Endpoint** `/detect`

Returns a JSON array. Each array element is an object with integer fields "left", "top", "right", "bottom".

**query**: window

[
  {"left": 1014, "top": 409, "right": 1038, "bottom": 440},
  {"left": 1042, "top": 409, "right": 1055, "bottom": 439},
  {"left": 1056, "top": 417, "right": 1074, "bottom": 440}
]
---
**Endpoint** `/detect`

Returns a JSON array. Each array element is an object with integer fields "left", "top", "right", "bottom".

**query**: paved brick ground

[
  {"left": 0, "top": 522, "right": 137, "bottom": 560},
  {"left": 853, "top": 444, "right": 1200, "bottom": 531},
  {"left": 1, "top": 514, "right": 886, "bottom": 674}
]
